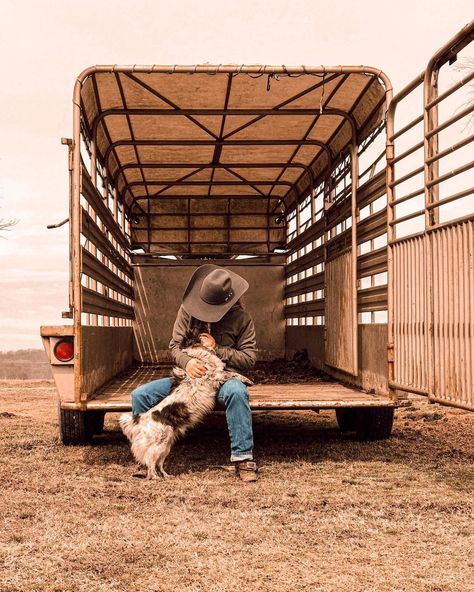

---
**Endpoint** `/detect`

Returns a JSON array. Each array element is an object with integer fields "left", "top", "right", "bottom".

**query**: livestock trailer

[{"left": 41, "top": 22, "right": 474, "bottom": 444}]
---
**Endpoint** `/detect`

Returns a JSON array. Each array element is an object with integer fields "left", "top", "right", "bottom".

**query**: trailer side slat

[
  {"left": 82, "top": 286, "right": 135, "bottom": 319},
  {"left": 81, "top": 247, "right": 134, "bottom": 298},
  {"left": 81, "top": 167, "right": 130, "bottom": 251},
  {"left": 81, "top": 208, "right": 133, "bottom": 279}
]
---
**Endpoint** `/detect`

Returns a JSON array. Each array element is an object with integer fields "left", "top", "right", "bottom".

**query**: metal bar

[
  {"left": 389, "top": 382, "right": 429, "bottom": 396},
  {"left": 133, "top": 194, "right": 284, "bottom": 201},
  {"left": 426, "top": 187, "right": 474, "bottom": 210},
  {"left": 388, "top": 165, "right": 424, "bottom": 189},
  {"left": 391, "top": 187, "right": 425, "bottom": 207},
  {"left": 426, "top": 133, "right": 474, "bottom": 165},
  {"left": 389, "top": 114, "right": 423, "bottom": 142},
  {"left": 266, "top": 74, "right": 349, "bottom": 204},
  {"left": 426, "top": 211, "right": 474, "bottom": 233},
  {"left": 143, "top": 210, "right": 279, "bottom": 217},
  {"left": 92, "top": 105, "right": 363, "bottom": 131},
  {"left": 222, "top": 73, "right": 343, "bottom": 140},
  {"left": 137, "top": 225, "right": 279, "bottom": 231},
  {"left": 280, "top": 77, "right": 377, "bottom": 214},
  {"left": 112, "top": 161, "right": 315, "bottom": 188},
  {"left": 350, "top": 143, "right": 359, "bottom": 375},
  {"left": 134, "top": 239, "right": 281, "bottom": 245},
  {"left": 426, "top": 69, "right": 474, "bottom": 109},
  {"left": 132, "top": 253, "right": 286, "bottom": 260},
  {"left": 128, "top": 179, "right": 296, "bottom": 187},
  {"left": 103, "top": 137, "right": 332, "bottom": 168},
  {"left": 426, "top": 103, "right": 474, "bottom": 139},
  {"left": 426, "top": 159, "right": 474, "bottom": 189},
  {"left": 125, "top": 72, "right": 219, "bottom": 139},
  {"left": 114, "top": 71, "right": 150, "bottom": 219},
  {"left": 388, "top": 209, "right": 425, "bottom": 226},
  {"left": 72, "top": 79, "right": 84, "bottom": 403},
  {"left": 392, "top": 140, "right": 424, "bottom": 165}
]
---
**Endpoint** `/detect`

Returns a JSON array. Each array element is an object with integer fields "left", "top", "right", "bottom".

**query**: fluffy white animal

[{"left": 120, "top": 338, "right": 252, "bottom": 479}]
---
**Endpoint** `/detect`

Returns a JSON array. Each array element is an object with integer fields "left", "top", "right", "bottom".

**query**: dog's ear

[{"left": 221, "top": 370, "right": 254, "bottom": 386}]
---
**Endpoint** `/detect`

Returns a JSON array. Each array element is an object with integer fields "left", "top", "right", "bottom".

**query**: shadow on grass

[{"left": 81, "top": 410, "right": 473, "bottom": 478}]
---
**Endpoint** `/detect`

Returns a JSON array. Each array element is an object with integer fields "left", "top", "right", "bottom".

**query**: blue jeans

[{"left": 131, "top": 377, "right": 253, "bottom": 462}]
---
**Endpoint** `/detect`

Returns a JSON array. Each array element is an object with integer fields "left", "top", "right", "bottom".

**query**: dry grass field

[{"left": 0, "top": 380, "right": 473, "bottom": 592}]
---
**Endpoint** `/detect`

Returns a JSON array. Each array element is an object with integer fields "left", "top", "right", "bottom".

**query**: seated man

[{"left": 131, "top": 264, "right": 258, "bottom": 482}]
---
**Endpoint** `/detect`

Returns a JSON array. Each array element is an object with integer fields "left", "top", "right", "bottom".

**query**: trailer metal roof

[{"left": 78, "top": 66, "right": 389, "bottom": 254}]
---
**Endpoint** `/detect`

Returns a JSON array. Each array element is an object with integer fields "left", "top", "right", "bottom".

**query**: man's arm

[
  {"left": 169, "top": 305, "right": 193, "bottom": 369},
  {"left": 214, "top": 313, "right": 257, "bottom": 371}
]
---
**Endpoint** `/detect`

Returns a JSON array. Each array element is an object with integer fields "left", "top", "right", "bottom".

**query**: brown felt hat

[{"left": 182, "top": 264, "right": 249, "bottom": 323}]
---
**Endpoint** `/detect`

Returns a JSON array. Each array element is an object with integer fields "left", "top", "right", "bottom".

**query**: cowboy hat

[{"left": 182, "top": 264, "right": 249, "bottom": 323}]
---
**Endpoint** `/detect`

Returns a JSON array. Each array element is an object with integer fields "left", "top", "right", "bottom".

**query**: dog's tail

[{"left": 119, "top": 412, "right": 139, "bottom": 439}]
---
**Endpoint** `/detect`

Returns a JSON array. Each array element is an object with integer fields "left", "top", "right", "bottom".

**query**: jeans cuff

[{"left": 231, "top": 453, "right": 253, "bottom": 462}]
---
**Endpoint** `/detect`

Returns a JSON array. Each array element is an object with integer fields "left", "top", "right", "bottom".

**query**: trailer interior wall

[
  {"left": 286, "top": 325, "right": 388, "bottom": 394},
  {"left": 284, "top": 168, "right": 389, "bottom": 395},
  {"left": 132, "top": 257, "right": 286, "bottom": 363}
]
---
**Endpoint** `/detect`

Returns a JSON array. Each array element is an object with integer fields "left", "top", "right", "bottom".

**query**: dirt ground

[{"left": 0, "top": 380, "right": 473, "bottom": 592}]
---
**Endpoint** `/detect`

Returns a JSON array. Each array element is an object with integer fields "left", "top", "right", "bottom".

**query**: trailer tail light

[{"left": 53, "top": 339, "right": 74, "bottom": 363}]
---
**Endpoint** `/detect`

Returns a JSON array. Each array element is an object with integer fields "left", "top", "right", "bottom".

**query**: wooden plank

[
  {"left": 81, "top": 167, "right": 129, "bottom": 250},
  {"left": 82, "top": 287, "right": 135, "bottom": 319},
  {"left": 285, "top": 272, "right": 324, "bottom": 298},
  {"left": 81, "top": 208, "right": 133, "bottom": 279},
  {"left": 78, "top": 370, "right": 396, "bottom": 411},
  {"left": 358, "top": 209, "right": 387, "bottom": 242},
  {"left": 285, "top": 299, "right": 324, "bottom": 317},
  {"left": 81, "top": 247, "right": 134, "bottom": 298},
  {"left": 285, "top": 246, "right": 324, "bottom": 276},
  {"left": 358, "top": 247, "right": 388, "bottom": 277},
  {"left": 286, "top": 219, "right": 324, "bottom": 252},
  {"left": 358, "top": 285, "right": 388, "bottom": 309},
  {"left": 357, "top": 170, "right": 386, "bottom": 209}
]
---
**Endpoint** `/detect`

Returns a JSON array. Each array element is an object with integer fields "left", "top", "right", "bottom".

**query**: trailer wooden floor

[{"left": 85, "top": 365, "right": 396, "bottom": 411}]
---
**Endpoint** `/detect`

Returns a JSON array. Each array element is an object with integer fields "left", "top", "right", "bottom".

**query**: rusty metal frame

[
  {"left": 71, "top": 64, "right": 393, "bottom": 401},
  {"left": 386, "top": 20, "right": 474, "bottom": 409}
]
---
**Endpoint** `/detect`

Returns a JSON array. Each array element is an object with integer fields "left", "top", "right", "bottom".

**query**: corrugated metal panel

[
  {"left": 325, "top": 251, "right": 357, "bottom": 374},
  {"left": 431, "top": 221, "right": 474, "bottom": 409},
  {"left": 392, "top": 236, "right": 429, "bottom": 393}
]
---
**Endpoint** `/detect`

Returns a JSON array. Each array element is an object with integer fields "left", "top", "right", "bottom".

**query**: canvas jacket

[{"left": 169, "top": 303, "right": 257, "bottom": 372}]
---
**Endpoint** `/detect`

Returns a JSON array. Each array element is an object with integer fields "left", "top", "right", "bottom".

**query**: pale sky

[{"left": 0, "top": 0, "right": 472, "bottom": 351}]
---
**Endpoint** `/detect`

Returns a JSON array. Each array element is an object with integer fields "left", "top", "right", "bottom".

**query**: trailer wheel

[
  {"left": 59, "top": 408, "right": 94, "bottom": 445},
  {"left": 89, "top": 411, "right": 106, "bottom": 435},
  {"left": 355, "top": 407, "right": 394, "bottom": 441},
  {"left": 335, "top": 408, "right": 358, "bottom": 432}
]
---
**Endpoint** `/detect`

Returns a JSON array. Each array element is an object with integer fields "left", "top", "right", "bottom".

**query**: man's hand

[
  {"left": 185, "top": 358, "right": 207, "bottom": 379},
  {"left": 199, "top": 333, "right": 216, "bottom": 349}
]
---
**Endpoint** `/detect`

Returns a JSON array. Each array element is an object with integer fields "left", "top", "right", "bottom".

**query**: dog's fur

[{"left": 119, "top": 338, "right": 252, "bottom": 479}]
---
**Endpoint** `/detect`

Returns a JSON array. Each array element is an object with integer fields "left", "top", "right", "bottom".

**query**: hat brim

[{"left": 182, "top": 264, "right": 249, "bottom": 323}]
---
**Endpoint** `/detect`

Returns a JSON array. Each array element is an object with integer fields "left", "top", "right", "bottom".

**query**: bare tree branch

[{"left": 0, "top": 218, "right": 18, "bottom": 237}]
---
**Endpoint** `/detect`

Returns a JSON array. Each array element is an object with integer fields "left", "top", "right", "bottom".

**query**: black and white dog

[{"left": 119, "top": 334, "right": 252, "bottom": 479}]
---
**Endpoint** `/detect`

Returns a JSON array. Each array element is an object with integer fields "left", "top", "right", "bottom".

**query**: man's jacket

[{"left": 169, "top": 303, "right": 257, "bottom": 372}]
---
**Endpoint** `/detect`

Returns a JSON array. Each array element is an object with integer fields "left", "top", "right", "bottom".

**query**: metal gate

[{"left": 387, "top": 21, "right": 474, "bottom": 410}]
